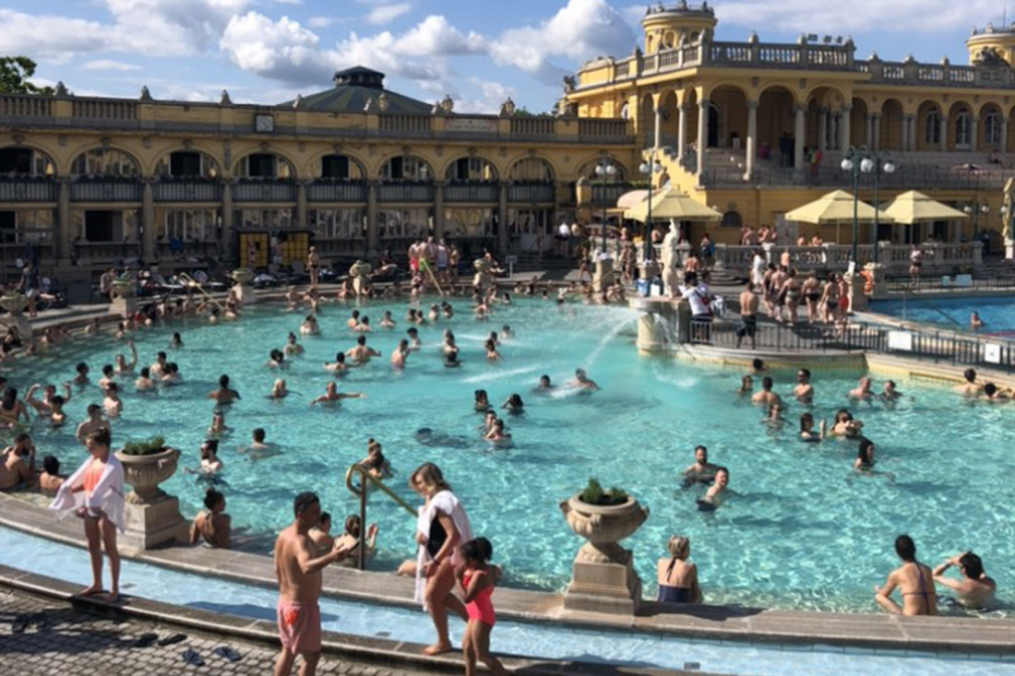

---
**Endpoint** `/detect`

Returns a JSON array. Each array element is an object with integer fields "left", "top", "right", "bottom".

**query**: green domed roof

[{"left": 278, "top": 66, "right": 431, "bottom": 114}]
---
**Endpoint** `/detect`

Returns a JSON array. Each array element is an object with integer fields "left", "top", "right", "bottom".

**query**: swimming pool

[
  {"left": 9, "top": 299, "right": 1015, "bottom": 615},
  {"left": 1, "top": 527, "right": 1012, "bottom": 676},
  {"left": 873, "top": 294, "right": 1015, "bottom": 335}
]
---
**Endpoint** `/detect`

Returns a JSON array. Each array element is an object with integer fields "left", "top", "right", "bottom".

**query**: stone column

[
  {"left": 901, "top": 116, "right": 911, "bottom": 151},
  {"left": 57, "top": 178, "right": 72, "bottom": 264},
  {"left": 296, "top": 181, "right": 308, "bottom": 229},
  {"left": 745, "top": 100, "right": 758, "bottom": 181},
  {"left": 498, "top": 181, "right": 509, "bottom": 255},
  {"left": 141, "top": 180, "right": 156, "bottom": 262},
  {"left": 1001, "top": 116, "right": 1010, "bottom": 153},
  {"left": 367, "top": 180, "right": 379, "bottom": 258},
  {"left": 793, "top": 104, "right": 806, "bottom": 175},
  {"left": 221, "top": 181, "right": 234, "bottom": 265},
  {"left": 696, "top": 98, "right": 709, "bottom": 178},
  {"left": 840, "top": 106, "right": 852, "bottom": 150},
  {"left": 871, "top": 114, "right": 881, "bottom": 151},
  {"left": 940, "top": 115, "right": 949, "bottom": 151},
  {"left": 433, "top": 180, "right": 445, "bottom": 239},
  {"left": 653, "top": 106, "right": 662, "bottom": 149},
  {"left": 818, "top": 107, "right": 828, "bottom": 152},
  {"left": 677, "top": 104, "right": 688, "bottom": 162},
  {"left": 969, "top": 116, "right": 979, "bottom": 152},
  {"left": 865, "top": 114, "right": 874, "bottom": 147}
]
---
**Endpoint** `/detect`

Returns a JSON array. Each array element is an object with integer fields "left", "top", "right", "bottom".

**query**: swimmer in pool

[
  {"left": 848, "top": 376, "right": 874, "bottom": 402},
  {"left": 484, "top": 418, "right": 512, "bottom": 444},
  {"left": 237, "top": 427, "right": 279, "bottom": 459},
  {"left": 736, "top": 375, "right": 753, "bottom": 396},
  {"left": 955, "top": 368, "right": 983, "bottom": 397},
  {"left": 568, "top": 368, "right": 599, "bottom": 391},
  {"left": 535, "top": 374, "right": 554, "bottom": 391},
  {"left": 208, "top": 374, "right": 241, "bottom": 405},
  {"left": 428, "top": 304, "right": 440, "bottom": 323},
  {"left": 829, "top": 409, "right": 864, "bottom": 438},
  {"left": 346, "top": 335, "right": 381, "bottom": 365},
  {"left": 98, "top": 365, "right": 116, "bottom": 392},
  {"left": 982, "top": 382, "right": 1013, "bottom": 401},
  {"left": 357, "top": 439, "right": 393, "bottom": 480},
  {"left": 681, "top": 445, "right": 718, "bottom": 486},
  {"left": 697, "top": 467, "right": 729, "bottom": 511},
  {"left": 380, "top": 311, "right": 396, "bottom": 329},
  {"left": 161, "top": 363, "right": 182, "bottom": 385},
  {"left": 269, "top": 378, "right": 289, "bottom": 399},
  {"left": 501, "top": 394, "right": 524, "bottom": 414},
  {"left": 113, "top": 340, "right": 138, "bottom": 374},
  {"left": 300, "top": 314, "right": 320, "bottom": 336},
  {"left": 484, "top": 338, "right": 501, "bottom": 362},
  {"left": 762, "top": 401, "right": 786, "bottom": 427},
  {"left": 391, "top": 339, "right": 410, "bottom": 370},
  {"left": 750, "top": 358, "right": 768, "bottom": 375},
  {"left": 444, "top": 351, "right": 461, "bottom": 368},
  {"left": 500, "top": 325, "right": 514, "bottom": 340},
  {"left": 799, "top": 413, "right": 825, "bottom": 442},
  {"left": 751, "top": 376, "right": 781, "bottom": 406},
  {"left": 347, "top": 310, "right": 361, "bottom": 330},
  {"left": 354, "top": 316, "right": 372, "bottom": 333},
  {"left": 170, "top": 332, "right": 183, "bottom": 349},
  {"left": 442, "top": 331, "right": 457, "bottom": 356},
  {"left": 932, "top": 552, "right": 997, "bottom": 610},
  {"left": 407, "top": 327, "right": 421, "bottom": 350},
  {"left": 853, "top": 438, "right": 876, "bottom": 472},
  {"left": 284, "top": 332, "right": 304, "bottom": 356},
  {"left": 970, "top": 312, "right": 984, "bottom": 331},
  {"left": 266, "top": 349, "right": 286, "bottom": 368},
  {"left": 72, "top": 362, "right": 90, "bottom": 386},
  {"left": 793, "top": 368, "right": 814, "bottom": 403},
  {"left": 103, "top": 382, "right": 123, "bottom": 417},
  {"left": 880, "top": 380, "right": 903, "bottom": 402},
  {"left": 150, "top": 351, "right": 168, "bottom": 378},
  {"left": 309, "top": 381, "right": 366, "bottom": 406},
  {"left": 324, "top": 352, "right": 350, "bottom": 375},
  {"left": 207, "top": 411, "right": 231, "bottom": 437},
  {"left": 474, "top": 390, "right": 491, "bottom": 412}
]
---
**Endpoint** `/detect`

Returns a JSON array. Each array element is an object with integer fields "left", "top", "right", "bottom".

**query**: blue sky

[{"left": 0, "top": 0, "right": 1010, "bottom": 113}]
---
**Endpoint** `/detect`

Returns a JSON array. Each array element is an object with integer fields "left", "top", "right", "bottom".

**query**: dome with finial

[{"left": 278, "top": 65, "right": 430, "bottom": 114}]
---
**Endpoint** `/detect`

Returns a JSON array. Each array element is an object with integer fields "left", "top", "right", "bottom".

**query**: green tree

[{"left": 0, "top": 56, "right": 54, "bottom": 95}]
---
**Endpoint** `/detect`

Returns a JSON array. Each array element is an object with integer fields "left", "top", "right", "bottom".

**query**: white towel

[
  {"left": 50, "top": 453, "right": 125, "bottom": 532},
  {"left": 413, "top": 489, "right": 473, "bottom": 609}
]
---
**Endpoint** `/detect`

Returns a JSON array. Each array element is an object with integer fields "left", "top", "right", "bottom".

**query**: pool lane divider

[{"left": 2, "top": 495, "right": 1015, "bottom": 657}]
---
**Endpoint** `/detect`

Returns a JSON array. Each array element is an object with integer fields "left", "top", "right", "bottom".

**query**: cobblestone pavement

[{"left": 0, "top": 588, "right": 429, "bottom": 676}]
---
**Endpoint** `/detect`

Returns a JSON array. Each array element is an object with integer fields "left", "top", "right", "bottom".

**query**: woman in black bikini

[{"left": 656, "top": 536, "right": 702, "bottom": 604}]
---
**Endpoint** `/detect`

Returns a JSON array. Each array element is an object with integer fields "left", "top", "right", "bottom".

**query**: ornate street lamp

[
  {"left": 638, "top": 153, "right": 663, "bottom": 265},
  {"left": 963, "top": 201, "right": 990, "bottom": 240},
  {"left": 841, "top": 146, "right": 896, "bottom": 264},
  {"left": 594, "top": 160, "right": 617, "bottom": 254}
]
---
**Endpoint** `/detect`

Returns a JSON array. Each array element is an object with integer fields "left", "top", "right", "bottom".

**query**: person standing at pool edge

[{"left": 273, "top": 492, "right": 352, "bottom": 676}]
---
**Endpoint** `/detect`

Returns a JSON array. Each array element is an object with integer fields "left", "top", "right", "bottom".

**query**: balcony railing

[
  {"left": 153, "top": 180, "right": 222, "bottom": 202},
  {"left": 379, "top": 114, "right": 432, "bottom": 136},
  {"left": 377, "top": 182, "right": 434, "bottom": 202},
  {"left": 73, "top": 241, "right": 142, "bottom": 262},
  {"left": 0, "top": 95, "right": 52, "bottom": 118},
  {"left": 510, "top": 117, "right": 555, "bottom": 137},
  {"left": 307, "top": 181, "right": 367, "bottom": 202},
  {"left": 508, "top": 182, "right": 555, "bottom": 203},
  {"left": 232, "top": 181, "right": 297, "bottom": 202},
  {"left": 701, "top": 163, "right": 1015, "bottom": 191},
  {"left": 156, "top": 240, "right": 221, "bottom": 260},
  {"left": 0, "top": 178, "right": 58, "bottom": 202},
  {"left": 444, "top": 182, "right": 499, "bottom": 202},
  {"left": 70, "top": 181, "right": 143, "bottom": 202}
]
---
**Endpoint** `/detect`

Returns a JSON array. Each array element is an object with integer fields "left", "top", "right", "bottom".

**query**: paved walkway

[{"left": 0, "top": 587, "right": 427, "bottom": 676}]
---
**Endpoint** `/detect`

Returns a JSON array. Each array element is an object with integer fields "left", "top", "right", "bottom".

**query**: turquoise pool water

[
  {"left": 873, "top": 295, "right": 1015, "bottom": 335},
  {"left": 9, "top": 299, "right": 1015, "bottom": 615},
  {"left": 1, "top": 527, "right": 1012, "bottom": 676}
]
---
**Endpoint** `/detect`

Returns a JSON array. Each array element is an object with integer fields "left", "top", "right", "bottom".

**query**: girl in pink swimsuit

[{"left": 456, "top": 538, "right": 507, "bottom": 676}]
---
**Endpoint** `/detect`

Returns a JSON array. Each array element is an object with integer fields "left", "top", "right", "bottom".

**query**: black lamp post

[
  {"left": 639, "top": 152, "right": 662, "bottom": 263},
  {"left": 594, "top": 160, "right": 617, "bottom": 255},
  {"left": 840, "top": 146, "right": 896, "bottom": 265}
]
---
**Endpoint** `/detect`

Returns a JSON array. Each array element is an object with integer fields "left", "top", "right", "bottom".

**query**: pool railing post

[{"left": 358, "top": 468, "right": 367, "bottom": 571}]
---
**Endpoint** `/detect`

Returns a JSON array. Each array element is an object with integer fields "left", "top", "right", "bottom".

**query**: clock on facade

[{"left": 254, "top": 114, "right": 275, "bottom": 133}]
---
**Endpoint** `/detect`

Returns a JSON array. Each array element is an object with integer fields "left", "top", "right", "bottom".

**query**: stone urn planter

[
  {"left": 232, "top": 267, "right": 254, "bottom": 286},
  {"left": 232, "top": 267, "right": 257, "bottom": 304},
  {"left": 115, "top": 442, "right": 188, "bottom": 550},
  {"left": 559, "top": 485, "right": 649, "bottom": 614},
  {"left": 108, "top": 278, "right": 138, "bottom": 318},
  {"left": 110, "top": 279, "right": 136, "bottom": 299},
  {"left": 0, "top": 291, "right": 32, "bottom": 339},
  {"left": 349, "top": 260, "right": 372, "bottom": 296}
]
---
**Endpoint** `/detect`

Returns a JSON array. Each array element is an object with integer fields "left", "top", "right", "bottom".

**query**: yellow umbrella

[
  {"left": 880, "top": 190, "right": 969, "bottom": 224},
  {"left": 785, "top": 190, "right": 892, "bottom": 244},
  {"left": 624, "top": 189, "right": 722, "bottom": 223}
]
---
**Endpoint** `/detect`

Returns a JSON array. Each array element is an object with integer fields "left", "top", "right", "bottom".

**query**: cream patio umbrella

[
  {"left": 880, "top": 190, "right": 969, "bottom": 224},
  {"left": 784, "top": 189, "right": 892, "bottom": 244},
  {"left": 623, "top": 188, "right": 722, "bottom": 223}
]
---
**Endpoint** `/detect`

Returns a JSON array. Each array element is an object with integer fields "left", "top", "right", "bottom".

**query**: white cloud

[
  {"left": 714, "top": 0, "right": 997, "bottom": 34},
  {"left": 307, "top": 16, "right": 334, "bottom": 28},
  {"left": 365, "top": 3, "right": 411, "bottom": 25},
  {"left": 0, "top": 10, "right": 113, "bottom": 63},
  {"left": 454, "top": 77, "right": 515, "bottom": 114},
  {"left": 80, "top": 59, "right": 142, "bottom": 71},
  {"left": 273, "top": 0, "right": 302, "bottom": 4},
  {"left": 490, "top": 0, "right": 636, "bottom": 83},
  {"left": 398, "top": 16, "right": 485, "bottom": 55},
  {"left": 220, "top": 12, "right": 331, "bottom": 84}
]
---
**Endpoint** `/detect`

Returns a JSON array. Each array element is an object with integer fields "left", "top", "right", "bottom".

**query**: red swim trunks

[{"left": 276, "top": 598, "right": 321, "bottom": 654}]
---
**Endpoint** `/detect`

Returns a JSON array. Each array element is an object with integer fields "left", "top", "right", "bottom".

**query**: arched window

[
  {"left": 71, "top": 148, "right": 139, "bottom": 177},
  {"left": 925, "top": 110, "right": 941, "bottom": 145},
  {"left": 0, "top": 147, "right": 56, "bottom": 177},
  {"left": 984, "top": 111, "right": 1002, "bottom": 148},
  {"left": 445, "top": 157, "right": 497, "bottom": 181},
  {"left": 380, "top": 156, "right": 431, "bottom": 181},
  {"left": 721, "top": 210, "right": 743, "bottom": 228},
  {"left": 508, "top": 158, "right": 554, "bottom": 182},
  {"left": 955, "top": 112, "right": 973, "bottom": 149}
]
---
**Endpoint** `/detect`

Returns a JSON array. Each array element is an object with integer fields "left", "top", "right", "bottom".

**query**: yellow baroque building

[
  {"left": 0, "top": 66, "right": 636, "bottom": 288},
  {"left": 566, "top": 3, "right": 1015, "bottom": 251}
]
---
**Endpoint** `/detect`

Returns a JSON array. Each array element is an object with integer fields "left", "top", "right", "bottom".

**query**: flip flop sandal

[
  {"left": 133, "top": 633, "right": 159, "bottom": 648},
  {"left": 181, "top": 648, "right": 205, "bottom": 667},
  {"left": 212, "top": 646, "right": 241, "bottom": 662},
  {"left": 158, "top": 633, "right": 187, "bottom": 646}
]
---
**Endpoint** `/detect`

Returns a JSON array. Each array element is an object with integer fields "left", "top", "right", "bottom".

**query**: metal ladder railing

[
  {"left": 178, "top": 272, "right": 225, "bottom": 310},
  {"left": 344, "top": 463, "right": 416, "bottom": 570}
]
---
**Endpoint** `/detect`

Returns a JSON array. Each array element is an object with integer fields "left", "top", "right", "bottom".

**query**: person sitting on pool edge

[
  {"left": 38, "top": 454, "right": 65, "bottom": 496},
  {"left": 932, "top": 552, "right": 996, "bottom": 609},
  {"left": 334, "top": 515, "right": 379, "bottom": 566},
  {"left": 656, "top": 535, "right": 702, "bottom": 604},
  {"left": 190, "top": 487, "right": 231, "bottom": 548},
  {"left": 874, "top": 534, "right": 937, "bottom": 616}
]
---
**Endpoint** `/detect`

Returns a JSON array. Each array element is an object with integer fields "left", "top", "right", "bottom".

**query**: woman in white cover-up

[
  {"left": 409, "top": 463, "right": 473, "bottom": 656},
  {"left": 50, "top": 427, "right": 125, "bottom": 602}
]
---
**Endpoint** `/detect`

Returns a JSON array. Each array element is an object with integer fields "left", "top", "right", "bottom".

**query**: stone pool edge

[{"left": 2, "top": 497, "right": 1014, "bottom": 658}]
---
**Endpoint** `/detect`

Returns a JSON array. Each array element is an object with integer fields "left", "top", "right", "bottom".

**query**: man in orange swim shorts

[{"left": 274, "top": 492, "right": 352, "bottom": 676}]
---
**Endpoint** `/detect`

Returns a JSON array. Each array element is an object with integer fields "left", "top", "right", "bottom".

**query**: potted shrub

[
  {"left": 115, "top": 435, "right": 180, "bottom": 504},
  {"left": 560, "top": 478, "right": 649, "bottom": 564}
]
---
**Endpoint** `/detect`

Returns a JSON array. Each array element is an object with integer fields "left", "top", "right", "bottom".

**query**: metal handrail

[
  {"left": 344, "top": 463, "right": 416, "bottom": 571},
  {"left": 178, "top": 272, "right": 224, "bottom": 310}
]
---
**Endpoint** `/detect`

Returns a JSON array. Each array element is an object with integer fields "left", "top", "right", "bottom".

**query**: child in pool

[{"left": 455, "top": 538, "right": 508, "bottom": 676}]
